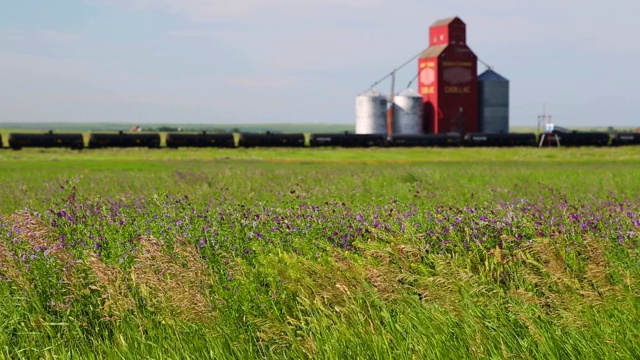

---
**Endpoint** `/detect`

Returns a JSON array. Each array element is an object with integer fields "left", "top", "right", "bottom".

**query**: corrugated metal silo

[
  {"left": 478, "top": 69, "right": 509, "bottom": 133},
  {"left": 393, "top": 88, "right": 423, "bottom": 134},
  {"left": 355, "top": 89, "right": 387, "bottom": 134}
]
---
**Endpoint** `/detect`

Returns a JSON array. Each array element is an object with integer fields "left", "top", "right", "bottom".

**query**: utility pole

[
  {"left": 387, "top": 70, "right": 396, "bottom": 141},
  {"left": 537, "top": 103, "right": 551, "bottom": 136},
  {"left": 537, "top": 103, "right": 560, "bottom": 147}
]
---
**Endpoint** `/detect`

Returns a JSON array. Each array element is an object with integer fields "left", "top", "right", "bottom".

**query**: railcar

[
  {"left": 506, "top": 133, "right": 538, "bottom": 146},
  {"left": 166, "top": 131, "right": 235, "bottom": 148},
  {"left": 238, "top": 133, "right": 305, "bottom": 148},
  {"left": 5, "top": 127, "right": 639, "bottom": 151},
  {"left": 388, "top": 134, "right": 462, "bottom": 147},
  {"left": 88, "top": 131, "right": 160, "bottom": 149},
  {"left": 464, "top": 133, "right": 537, "bottom": 147},
  {"left": 309, "top": 133, "right": 386, "bottom": 147},
  {"left": 610, "top": 133, "right": 640, "bottom": 146},
  {"left": 551, "top": 131, "right": 610, "bottom": 147},
  {"left": 8, "top": 131, "right": 84, "bottom": 150}
]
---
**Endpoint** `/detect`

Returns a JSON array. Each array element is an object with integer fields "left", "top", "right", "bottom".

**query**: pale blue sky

[{"left": 1, "top": 0, "right": 638, "bottom": 127}]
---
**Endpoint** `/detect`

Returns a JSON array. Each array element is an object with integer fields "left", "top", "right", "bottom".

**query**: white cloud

[
  {"left": 220, "top": 75, "right": 312, "bottom": 89},
  {"left": 46, "top": 93, "right": 215, "bottom": 107},
  {"left": 0, "top": 30, "right": 27, "bottom": 40},
  {"left": 0, "top": 51, "right": 97, "bottom": 83},
  {"left": 0, "top": 29, "right": 81, "bottom": 44},
  {"left": 37, "top": 30, "right": 82, "bottom": 44},
  {"left": 100, "top": 0, "right": 384, "bottom": 20},
  {"left": 457, "top": 1, "right": 640, "bottom": 54},
  {"left": 165, "top": 29, "right": 223, "bottom": 38}
]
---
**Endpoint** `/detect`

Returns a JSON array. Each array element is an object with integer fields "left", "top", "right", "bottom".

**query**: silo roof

[
  {"left": 419, "top": 44, "right": 447, "bottom": 58},
  {"left": 397, "top": 88, "right": 422, "bottom": 97},
  {"left": 359, "top": 88, "right": 386, "bottom": 97},
  {"left": 478, "top": 69, "right": 509, "bottom": 82},
  {"left": 430, "top": 17, "right": 460, "bottom": 27}
]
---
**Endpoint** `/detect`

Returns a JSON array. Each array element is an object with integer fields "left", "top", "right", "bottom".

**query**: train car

[
  {"left": 309, "top": 133, "right": 386, "bottom": 147},
  {"left": 610, "top": 132, "right": 640, "bottom": 146},
  {"left": 388, "top": 134, "right": 462, "bottom": 147},
  {"left": 551, "top": 131, "right": 610, "bottom": 147},
  {"left": 166, "top": 131, "right": 235, "bottom": 148},
  {"left": 464, "top": 133, "right": 537, "bottom": 147},
  {"left": 238, "top": 132, "right": 305, "bottom": 148},
  {"left": 8, "top": 131, "right": 84, "bottom": 150},
  {"left": 88, "top": 131, "right": 160, "bottom": 149},
  {"left": 506, "top": 133, "right": 538, "bottom": 146}
]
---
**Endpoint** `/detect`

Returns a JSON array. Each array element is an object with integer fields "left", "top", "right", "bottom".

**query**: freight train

[
  {"left": 7, "top": 131, "right": 84, "bottom": 150},
  {"left": 2, "top": 130, "right": 640, "bottom": 150},
  {"left": 88, "top": 131, "right": 161, "bottom": 149}
]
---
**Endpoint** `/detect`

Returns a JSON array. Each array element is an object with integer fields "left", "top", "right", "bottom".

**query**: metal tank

[
  {"left": 478, "top": 69, "right": 509, "bottom": 133},
  {"left": 355, "top": 89, "right": 387, "bottom": 134},
  {"left": 393, "top": 88, "right": 423, "bottom": 134}
]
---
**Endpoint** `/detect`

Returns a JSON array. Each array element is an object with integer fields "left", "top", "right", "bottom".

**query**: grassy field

[{"left": 1, "top": 147, "right": 639, "bottom": 359}]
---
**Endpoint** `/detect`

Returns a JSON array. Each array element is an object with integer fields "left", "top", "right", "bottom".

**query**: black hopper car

[
  {"left": 88, "top": 131, "right": 161, "bottom": 149},
  {"left": 550, "top": 130, "right": 610, "bottom": 147},
  {"left": 611, "top": 133, "right": 640, "bottom": 146},
  {"left": 309, "top": 133, "right": 387, "bottom": 147},
  {"left": 464, "top": 133, "right": 537, "bottom": 147},
  {"left": 3, "top": 129, "right": 640, "bottom": 150},
  {"left": 8, "top": 131, "right": 84, "bottom": 150},
  {"left": 388, "top": 134, "right": 462, "bottom": 147},
  {"left": 238, "top": 132, "right": 305, "bottom": 148},
  {"left": 166, "top": 131, "right": 235, "bottom": 148}
]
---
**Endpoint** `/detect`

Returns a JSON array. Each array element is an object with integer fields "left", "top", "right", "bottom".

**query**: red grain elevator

[{"left": 418, "top": 17, "right": 478, "bottom": 134}]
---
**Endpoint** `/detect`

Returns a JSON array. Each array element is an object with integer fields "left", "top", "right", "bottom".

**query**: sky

[{"left": 0, "top": 0, "right": 639, "bottom": 127}]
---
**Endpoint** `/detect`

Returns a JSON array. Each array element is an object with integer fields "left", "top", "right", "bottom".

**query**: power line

[
  {"left": 360, "top": 47, "right": 428, "bottom": 95},
  {"left": 477, "top": 57, "right": 492, "bottom": 71},
  {"left": 361, "top": 48, "right": 500, "bottom": 95},
  {"left": 406, "top": 73, "right": 419, "bottom": 89}
]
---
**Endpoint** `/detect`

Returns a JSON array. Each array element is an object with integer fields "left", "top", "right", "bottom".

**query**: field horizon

[{"left": 1, "top": 122, "right": 638, "bottom": 134}]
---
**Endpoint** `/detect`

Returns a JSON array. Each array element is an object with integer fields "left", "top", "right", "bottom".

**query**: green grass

[
  {"left": 1, "top": 147, "right": 639, "bottom": 359},
  {"left": 1, "top": 147, "right": 639, "bottom": 213}
]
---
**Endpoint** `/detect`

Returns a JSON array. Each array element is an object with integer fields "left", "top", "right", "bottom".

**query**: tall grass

[{"left": 0, "top": 148, "right": 639, "bottom": 358}]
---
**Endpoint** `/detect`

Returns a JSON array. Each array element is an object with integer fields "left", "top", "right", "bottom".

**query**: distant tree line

[{"left": 148, "top": 126, "right": 233, "bottom": 133}]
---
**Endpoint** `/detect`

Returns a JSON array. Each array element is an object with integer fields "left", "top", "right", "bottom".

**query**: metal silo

[
  {"left": 355, "top": 89, "right": 387, "bottom": 134},
  {"left": 393, "top": 88, "right": 423, "bottom": 134},
  {"left": 478, "top": 69, "right": 509, "bottom": 133}
]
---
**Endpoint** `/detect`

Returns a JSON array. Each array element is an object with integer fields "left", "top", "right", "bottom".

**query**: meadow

[{"left": 0, "top": 147, "right": 639, "bottom": 359}]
